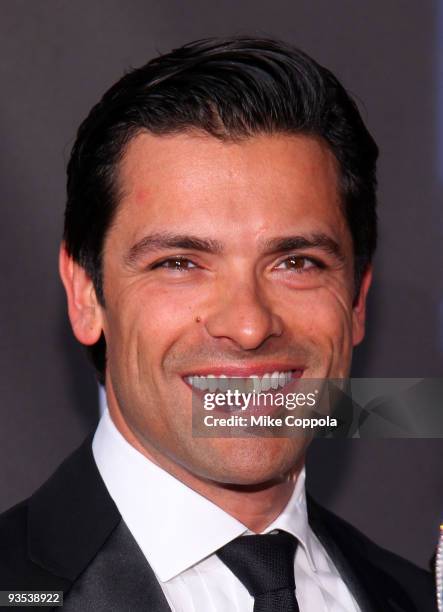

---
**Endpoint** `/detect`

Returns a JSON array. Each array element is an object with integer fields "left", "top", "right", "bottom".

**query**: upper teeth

[{"left": 185, "top": 371, "right": 294, "bottom": 393}]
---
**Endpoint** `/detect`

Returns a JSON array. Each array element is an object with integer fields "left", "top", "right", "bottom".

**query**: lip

[
  {"left": 182, "top": 367, "right": 305, "bottom": 413},
  {"left": 181, "top": 364, "right": 305, "bottom": 378},
  {"left": 183, "top": 367, "right": 307, "bottom": 419}
]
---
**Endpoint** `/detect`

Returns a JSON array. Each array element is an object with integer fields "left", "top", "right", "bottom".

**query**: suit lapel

[
  {"left": 307, "top": 495, "right": 419, "bottom": 612},
  {"left": 28, "top": 435, "right": 120, "bottom": 582},
  {"left": 308, "top": 500, "right": 377, "bottom": 612},
  {"left": 27, "top": 435, "right": 171, "bottom": 611},
  {"left": 62, "top": 521, "right": 171, "bottom": 611}
]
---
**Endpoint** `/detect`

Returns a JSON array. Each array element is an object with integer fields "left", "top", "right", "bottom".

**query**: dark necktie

[{"left": 217, "top": 530, "right": 300, "bottom": 612}]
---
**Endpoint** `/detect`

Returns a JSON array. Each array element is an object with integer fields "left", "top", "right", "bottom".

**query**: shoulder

[
  {"left": 321, "top": 498, "right": 431, "bottom": 570},
  {"left": 308, "top": 495, "right": 435, "bottom": 609},
  {"left": 0, "top": 499, "right": 28, "bottom": 563},
  {"left": 0, "top": 498, "right": 62, "bottom": 589},
  {"left": 0, "top": 435, "right": 117, "bottom": 590}
]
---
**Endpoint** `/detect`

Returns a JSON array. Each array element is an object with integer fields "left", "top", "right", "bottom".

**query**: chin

[{"left": 191, "top": 437, "right": 307, "bottom": 486}]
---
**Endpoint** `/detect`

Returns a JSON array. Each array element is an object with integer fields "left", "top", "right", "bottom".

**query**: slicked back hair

[{"left": 64, "top": 37, "right": 378, "bottom": 383}]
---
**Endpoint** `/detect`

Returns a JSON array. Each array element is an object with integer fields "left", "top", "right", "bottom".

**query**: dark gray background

[{"left": 0, "top": 0, "right": 442, "bottom": 570}]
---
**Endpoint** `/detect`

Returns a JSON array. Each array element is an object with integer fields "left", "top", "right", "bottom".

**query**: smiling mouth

[{"left": 184, "top": 369, "right": 304, "bottom": 394}]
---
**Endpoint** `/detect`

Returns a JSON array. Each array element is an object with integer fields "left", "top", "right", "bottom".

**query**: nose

[{"left": 204, "top": 279, "right": 283, "bottom": 351}]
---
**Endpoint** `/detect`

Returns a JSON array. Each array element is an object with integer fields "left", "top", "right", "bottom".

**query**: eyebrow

[
  {"left": 262, "top": 234, "right": 345, "bottom": 262},
  {"left": 124, "top": 232, "right": 223, "bottom": 266},
  {"left": 124, "top": 231, "right": 345, "bottom": 267}
]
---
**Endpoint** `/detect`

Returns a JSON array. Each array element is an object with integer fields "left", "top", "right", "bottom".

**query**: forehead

[{"left": 111, "top": 131, "right": 349, "bottom": 247}]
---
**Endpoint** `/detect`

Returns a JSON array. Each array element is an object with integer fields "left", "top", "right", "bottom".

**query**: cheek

[
  {"left": 287, "top": 284, "right": 354, "bottom": 345},
  {"left": 135, "top": 284, "right": 199, "bottom": 343},
  {"left": 104, "top": 282, "right": 197, "bottom": 371}
]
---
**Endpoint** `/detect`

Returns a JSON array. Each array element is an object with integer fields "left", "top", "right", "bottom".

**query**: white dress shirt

[{"left": 93, "top": 409, "right": 360, "bottom": 611}]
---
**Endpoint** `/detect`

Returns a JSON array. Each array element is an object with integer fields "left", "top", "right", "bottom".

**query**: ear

[
  {"left": 59, "top": 242, "right": 103, "bottom": 345},
  {"left": 352, "top": 265, "right": 373, "bottom": 346}
]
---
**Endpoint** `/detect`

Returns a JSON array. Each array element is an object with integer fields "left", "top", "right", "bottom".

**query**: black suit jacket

[{"left": 0, "top": 436, "right": 436, "bottom": 611}]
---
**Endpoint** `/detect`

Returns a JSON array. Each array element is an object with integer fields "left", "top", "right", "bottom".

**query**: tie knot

[{"left": 217, "top": 530, "right": 298, "bottom": 597}]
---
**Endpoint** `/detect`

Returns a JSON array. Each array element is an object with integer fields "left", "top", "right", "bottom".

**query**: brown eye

[
  {"left": 278, "top": 256, "right": 317, "bottom": 272},
  {"left": 154, "top": 257, "right": 197, "bottom": 271}
]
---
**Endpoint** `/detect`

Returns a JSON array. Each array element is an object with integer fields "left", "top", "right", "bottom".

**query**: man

[{"left": 0, "top": 37, "right": 434, "bottom": 611}]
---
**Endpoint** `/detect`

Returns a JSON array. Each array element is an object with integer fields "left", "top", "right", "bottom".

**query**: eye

[
  {"left": 275, "top": 255, "right": 322, "bottom": 273},
  {"left": 151, "top": 257, "right": 198, "bottom": 272}
]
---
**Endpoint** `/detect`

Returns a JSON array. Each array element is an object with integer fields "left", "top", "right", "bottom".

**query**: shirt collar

[
  {"left": 93, "top": 408, "right": 317, "bottom": 582},
  {"left": 262, "top": 468, "right": 317, "bottom": 572}
]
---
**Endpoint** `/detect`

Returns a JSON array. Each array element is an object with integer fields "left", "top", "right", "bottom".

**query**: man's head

[{"left": 60, "top": 37, "right": 377, "bottom": 486}]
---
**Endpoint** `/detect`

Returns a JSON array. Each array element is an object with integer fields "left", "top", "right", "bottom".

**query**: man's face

[{"left": 94, "top": 132, "right": 370, "bottom": 485}]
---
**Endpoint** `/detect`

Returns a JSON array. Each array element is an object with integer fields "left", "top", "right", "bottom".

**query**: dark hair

[{"left": 64, "top": 36, "right": 378, "bottom": 384}]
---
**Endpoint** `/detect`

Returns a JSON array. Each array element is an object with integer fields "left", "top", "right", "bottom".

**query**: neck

[{"left": 108, "top": 405, "right": 303, "bottom": 533}]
